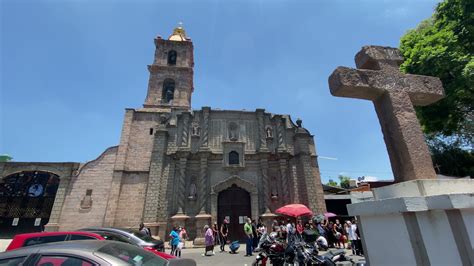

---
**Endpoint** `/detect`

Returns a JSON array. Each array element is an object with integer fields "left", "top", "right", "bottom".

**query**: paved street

[
  {"left": 172, "top": 244, "right": 365, "bottom": 266},
  {"left": 1, "top": 239, "right": 365, "bottom": 265}
]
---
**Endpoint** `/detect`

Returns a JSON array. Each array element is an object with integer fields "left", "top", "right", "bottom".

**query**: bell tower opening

[{"left": 143, "top": 23, "right": 194, "bottom": 110}]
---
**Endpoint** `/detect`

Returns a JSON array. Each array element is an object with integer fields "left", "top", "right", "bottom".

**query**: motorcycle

[
  {"left": 253, "top": 232, "right": 351, "bottom": 266},
  {"left": 253, "top": 232, "right": 291, "bottom": 266}
]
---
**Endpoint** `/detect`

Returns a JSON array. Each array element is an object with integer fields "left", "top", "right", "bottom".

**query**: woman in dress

[{"left": 203, "top": 225, "right": 215, "bottom": 256}]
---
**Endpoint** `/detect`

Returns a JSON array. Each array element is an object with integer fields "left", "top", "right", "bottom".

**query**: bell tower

[{"left": 144, "top": 24, "right": 194, "bottom": 110}]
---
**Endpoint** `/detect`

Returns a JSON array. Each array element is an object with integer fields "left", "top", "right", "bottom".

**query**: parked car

[
  {"left": 79, "top": 227, "right": 165, "bottom": 253},
  {"left": 5, "top": 231, "right": 105, "bottom": 251},
  {"left": 5, "top": 230, "right": 173, "bottom": 260},
  {"left": 0, "top": 240, "right": 196, "bottom": 266}
]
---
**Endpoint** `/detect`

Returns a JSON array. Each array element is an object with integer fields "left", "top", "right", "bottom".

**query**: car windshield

[
  {"left": 126, "top": 230, "right": 155, "bottom": 242},
  {"left": 97, "top": 242, "right": 166, "bottom": 266}
]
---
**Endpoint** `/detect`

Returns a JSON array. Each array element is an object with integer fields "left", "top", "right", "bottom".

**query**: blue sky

[{"left": 1, "top": 0, "right": 439, "bottom": 183}]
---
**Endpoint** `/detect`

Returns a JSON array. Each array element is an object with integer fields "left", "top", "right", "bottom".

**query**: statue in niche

[
  {"left": 159, "top": 113, "right": 170, "bottom": 125},
  {"left": 228, "top": 122, "right": 239, "bottom": 141},
  {"left": 188, "top": 183, "right": 197, "bottom": 200},
  {"left": 191, "top": 122, "right": 201, "bottom": 137},
  {"left": 266, "top": 127, "right": 273, "bottom": 138}
]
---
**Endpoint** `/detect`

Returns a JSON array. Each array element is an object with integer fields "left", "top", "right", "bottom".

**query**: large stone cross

[{"left": 328, "top": 46, "right": 445, "bottom": 182}]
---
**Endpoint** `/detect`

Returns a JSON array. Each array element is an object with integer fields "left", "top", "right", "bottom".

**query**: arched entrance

[
  {"left": 217, "top": 184, "right": 251, "bottom": 242},
  {"left": 0, "top": 171, "right": 59, "bottom": 237}
]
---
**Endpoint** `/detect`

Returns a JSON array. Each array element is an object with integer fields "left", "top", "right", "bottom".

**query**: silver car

[
  {"left": 0, "top": 240, "right": 196, "bottom": 266},
  {"left": 79, "top": 227, "right": 165, "bottom": 252}
]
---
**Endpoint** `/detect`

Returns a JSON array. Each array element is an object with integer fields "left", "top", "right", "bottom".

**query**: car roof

[
  {"left": 12, "top": 231, "right": 102, "bottom": 239},
  {"left": 1, "top": 240, "right": 111, "bottom": 257},
  {"left": 8, "top": 231, "right": 104, "bottom": 247},
  {"left": 80, "top": 227, "right": 135, "bottom": 234}
]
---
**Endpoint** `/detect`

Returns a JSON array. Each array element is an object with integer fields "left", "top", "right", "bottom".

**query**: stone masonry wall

[
  {"left": 124, "top": 112, "right": 159, "bottom": 171},
  {"left": 113, "top": 172, "right": 148, "bottom": 227},
  {"left": 58, "top": 147, "right": 118, "bottom": 231}
]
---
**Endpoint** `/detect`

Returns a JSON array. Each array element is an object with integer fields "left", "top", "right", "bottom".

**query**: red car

[{"left": 6, "top": 231, "right": 174, "bottom": 260}]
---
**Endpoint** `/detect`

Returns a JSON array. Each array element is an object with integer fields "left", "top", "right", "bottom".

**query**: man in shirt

[{"left": 244, "top": 217, "right": 253, "bottom": 256}]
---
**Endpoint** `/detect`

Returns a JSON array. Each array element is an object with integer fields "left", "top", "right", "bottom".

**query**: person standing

[
  {"left": 139, "top": 223, "right": 151, "bottom": 236},
  {"left": 169, "top": 227, "right": 180, "bottom": 256},
  {"left": 296, "top": 219, "right": 304, "bottom": 236},
  {"left": 219, "top": 218, "right": 229, "bottom": 252},
  {"left": 244, "top": 218, "right": 254, "bottom": 256},
  {"left": 203, "top": 225, "right": 215, "bottom": 256},
  {"left": 212, "top": 222, "right": 220, "bottom": 246},
  {"left": 178, "top": 226, "right": 187, "bottom": 250},
  {"left": 251, "top": 219, "right": 259, "bottom": 249},
  {"left": 346, "top": 221, "right": 358, "bottom": 255},
  {"left": 353, "top": 219, "right": 364, "bottom": 256}
]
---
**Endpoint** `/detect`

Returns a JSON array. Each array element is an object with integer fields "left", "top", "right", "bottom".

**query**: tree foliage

[
  {"left": 338, "top": 175, "right": 351, "bottom": 189},
  {"left": 399, "top": 0, "right": 473, "bottom": 141},
  {"left": 429, "top": 136, "right": 474, "bottom": 177},
  {"left": 326, "top": 179, "right": 338, "bottom": 187}
]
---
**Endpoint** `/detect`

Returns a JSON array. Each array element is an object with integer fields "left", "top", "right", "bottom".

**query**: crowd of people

[{"left": 157, "top": 215, "right": 363, "bottom": 258}]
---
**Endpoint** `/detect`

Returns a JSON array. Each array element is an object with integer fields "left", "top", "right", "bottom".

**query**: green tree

[
  {"left": 399, "top": 0, "right": 473, "bottom": 141},
  {"left": 326, "top": 179, "right": 338, "bottom": 187},
  {"left": 429, "top": 137, "right": 474, "bottom": 177},
  {"left": 399, "top": 0, "right": 473, "bottom": 177},
  {"left": 0, "top": 155, "right": 13, "bottom": 162},
  {"left": 338, "top": 175, "right": 351, "bottom": 189}
]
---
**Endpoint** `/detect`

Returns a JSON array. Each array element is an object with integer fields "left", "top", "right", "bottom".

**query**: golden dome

[{"left": 168, "top": 22, "right": 188, "bottom": 41}]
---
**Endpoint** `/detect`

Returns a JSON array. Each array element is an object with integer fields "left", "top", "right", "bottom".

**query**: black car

[
  {"left": 0, "top": 240, "right": 196, "bottom": 266},
  {"left": 79, "top": 227, "right": 165, "bottom": 252}
]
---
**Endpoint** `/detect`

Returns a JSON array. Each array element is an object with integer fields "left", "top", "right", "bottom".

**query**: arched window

[
  {"left": 168, "top": 50, "right": 177, "bottom": 65},
  {"left": 162, "top": 79, "right": 175, "bottom": 103},
  {"left": 229, "top": 151, "right": 239, "bottom": 165}
]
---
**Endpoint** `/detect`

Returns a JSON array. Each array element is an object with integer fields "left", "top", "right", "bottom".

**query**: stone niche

[{"left": 222, "top": 141, "right": 245, "bottom": 169}]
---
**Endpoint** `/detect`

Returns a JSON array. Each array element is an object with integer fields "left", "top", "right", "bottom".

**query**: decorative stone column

[
  {"left": 260, "top": 156, "right": 270, "bottom": 213},
  {"left": 200, "top": 107, "right": 210, "bottom": 149},
  {"left": 279, "top": 159, "right": 290, "bottom": 204}
]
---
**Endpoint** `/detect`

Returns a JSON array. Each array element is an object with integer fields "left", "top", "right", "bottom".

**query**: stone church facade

[{"left": 0, "top": 26, "right": 326, "bottom": 241}]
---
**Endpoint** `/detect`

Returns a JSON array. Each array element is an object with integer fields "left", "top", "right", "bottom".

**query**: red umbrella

[{"left": 275, "top": 204, "right": 313, "bottom": 218}]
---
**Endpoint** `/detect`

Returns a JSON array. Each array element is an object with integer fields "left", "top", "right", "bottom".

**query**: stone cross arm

[
  {"left": 327, "top": 45, "right": 446, "bottom": 182},
  {"left": 328, "top": 67, "right": 444, "bottom": 106}
]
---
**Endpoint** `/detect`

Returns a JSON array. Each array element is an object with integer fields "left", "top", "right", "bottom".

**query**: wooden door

[{"left": 217, "top": 184, "right": 251, "bottom": 242}]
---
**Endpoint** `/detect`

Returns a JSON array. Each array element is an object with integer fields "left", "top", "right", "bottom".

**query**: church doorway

[
  {"left": 217, "top": 184, "right": 251, "bottom": 242},
  {"left": 0, "top": 171, "right": 60, "bottom": 237}
]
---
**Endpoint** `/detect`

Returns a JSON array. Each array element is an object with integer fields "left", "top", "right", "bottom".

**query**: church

[{"left": 0, "top": 26, "right": 326, "bottom": 241}]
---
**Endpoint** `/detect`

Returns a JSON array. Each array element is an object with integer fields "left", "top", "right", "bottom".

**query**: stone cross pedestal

[
  {"left": 260, "top": 208, "right": 277, "bottom": 234},
  {"left": 329, "top": 46, "right": 444, "bottom": 182},
  {"left": 328, "top": 46, "right": 474, "bottom": 265}
]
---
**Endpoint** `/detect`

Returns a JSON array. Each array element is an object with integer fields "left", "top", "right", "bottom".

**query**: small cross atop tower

[
  {"left": 329, "top": 46, "right": 445, "bottom": 182},
  {"left": 143, "top": 24, "right": 194, "bottom": 110}
]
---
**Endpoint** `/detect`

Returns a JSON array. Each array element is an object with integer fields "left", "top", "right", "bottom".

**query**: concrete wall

[
  {"left": 349, "top": 180, "right": 474, "bottom": 266},
  {"left": 359, "top": 214, "right": 418, "bottom": 265}
]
